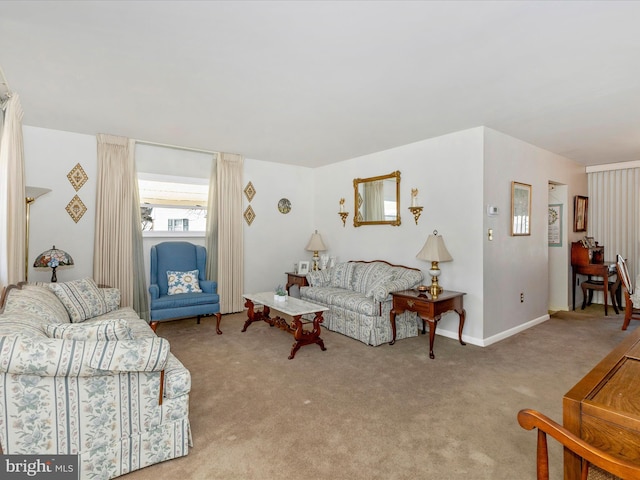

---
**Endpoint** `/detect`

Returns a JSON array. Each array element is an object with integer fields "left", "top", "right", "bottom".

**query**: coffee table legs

[{"left": 242, "top": 299, "right": 326, "bottom": 360}]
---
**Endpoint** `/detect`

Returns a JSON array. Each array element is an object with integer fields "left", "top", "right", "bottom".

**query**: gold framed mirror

[{"left": 353, "top": 171, "right": 401, "bottom": 227}]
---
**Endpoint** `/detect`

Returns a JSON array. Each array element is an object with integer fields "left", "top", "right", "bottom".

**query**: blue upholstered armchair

[{"left": 149, "top": 241, "right": 222, "bottom": 333}]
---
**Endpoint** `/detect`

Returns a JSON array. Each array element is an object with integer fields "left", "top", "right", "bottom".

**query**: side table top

[{"left": 393, "top": 289, "right": 466, "bottom": 302}]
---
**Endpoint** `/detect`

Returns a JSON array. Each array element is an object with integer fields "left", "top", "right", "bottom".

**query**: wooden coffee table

[{"left": 242, "top": 292, "right": 329, "bottom": 359}]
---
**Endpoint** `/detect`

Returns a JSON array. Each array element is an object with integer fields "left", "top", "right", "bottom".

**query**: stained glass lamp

[{"left": 33, "top": 245, "right": 74, "bottom": 282}]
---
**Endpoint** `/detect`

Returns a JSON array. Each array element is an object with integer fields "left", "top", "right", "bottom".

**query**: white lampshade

[
  {"left": 305, "top": 231, "right": 327, "bottom": 252},
  {"left": 416, "top": 230, "right": 453, "bottom": 263}
]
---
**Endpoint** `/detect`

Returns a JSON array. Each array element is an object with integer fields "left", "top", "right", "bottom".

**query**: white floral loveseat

[
  {"left": 0, "top": 278, "right": 192, "bottom": 479},
  {"left": 300, "top": 260, "right": 423, "bottom": 346}
]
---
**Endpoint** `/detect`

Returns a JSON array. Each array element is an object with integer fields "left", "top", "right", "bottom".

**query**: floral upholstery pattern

[
  {"left": 48, "top": 277, "right": 114, "bottom": 323},
  {"left": 4, "top": 285, "right": 69, "bottom": 324},
  {"left": 301, "top": 261, "right": 423, "bottom": 346},
  {"left": 45, "top": 319, "right": 133, "bottom": 341},
  {"left": 0, "top": 283, "right": 192, "bottom": 479}
]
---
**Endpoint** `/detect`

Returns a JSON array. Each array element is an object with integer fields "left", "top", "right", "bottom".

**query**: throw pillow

[
  {"left": 45, "top": 319, "right": 133, "bottom": 341},
  {"left": 48, "top": 277, "right": 110, "bottom": 323},
  {"left": 167, "top": 270, "right": 202, "bottom": 295}
]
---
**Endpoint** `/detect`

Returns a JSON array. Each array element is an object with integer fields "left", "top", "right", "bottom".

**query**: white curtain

[
  {"left": 364, "top": 180, "right": 384, "bottom": 221},
  {"left": 205, "top": 153, "right": 218, "bottom": 282},
  {"left": 217, "top": 153, "right": 244, "bottom": 313},
  {"left": 94, "top": 134, "right": 144, "bottom": 310},
  {"left": 588, "top": 168, "right": 640, "bottom": 285},
  {"left": 0, "top": 94, "right": 25, "bottom": 289}
]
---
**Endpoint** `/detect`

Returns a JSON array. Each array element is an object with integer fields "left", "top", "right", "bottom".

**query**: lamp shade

[
  {"left": 33, "top": 246, "right": 74, "bottom": 269},
  {"left": 416, "top": 231, "right": 453, "bottom": 263},
  {"left": 305, "top": 231, "right": 327, "bottom": 252}
]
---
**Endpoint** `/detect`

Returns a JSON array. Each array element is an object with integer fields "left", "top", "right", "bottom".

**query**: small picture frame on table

[{"left": 297, "top": 261, "right": 310, "bottom": 275}]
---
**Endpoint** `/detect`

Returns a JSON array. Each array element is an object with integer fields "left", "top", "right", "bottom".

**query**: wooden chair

[
  {"left": 616, "top": 254, "right": 640, "bottom": 330},
  {"left": 517, "top": 408, "right": 640, "bottom": 480}
]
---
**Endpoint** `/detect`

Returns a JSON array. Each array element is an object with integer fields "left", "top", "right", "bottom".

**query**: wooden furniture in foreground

[
  {"left": 571, "top": 241, "right": 619, "bottom": 315},
  {"left": 563, "top": 324, "right": 640, "bottom": 479},
  {"left": 389, "top": 289, "right": 466, "bottom": 359},
  {"left": 518, "top": 409, "right": 640, "bottom": 480},
  {"left": 242, "top": 292, "right": 328, "bottom": 359},
  {"left": 616, "top": 255, "right": 640, "bottom": 331},
  {"left": 581, "top": 274, "right": 620, "bottom": 315},
  {"left": 285, "top": 272, "right": 309, "bottom": 294}
]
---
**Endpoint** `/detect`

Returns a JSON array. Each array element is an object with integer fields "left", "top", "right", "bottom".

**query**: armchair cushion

[
  {"left": 167, "top": 270, "right": 202, "bottom": 295},
  {"left": 45, "top": 319, "right": 133, "bottom": 341},
  {"left": 49, "top": 278, "right": 115, "bottom": 323}
]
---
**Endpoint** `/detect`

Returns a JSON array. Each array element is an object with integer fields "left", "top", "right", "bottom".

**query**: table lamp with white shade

[
  {"left": 415, "top": 230, "right": 453, "bottom": 298},
  {"left": 305, "top": 230, "right": 326, "bottom": 271}
]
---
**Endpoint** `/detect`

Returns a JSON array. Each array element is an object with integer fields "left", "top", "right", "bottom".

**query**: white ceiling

[{"left": 1, "top": 1, "right": 639, "bottom": 168}]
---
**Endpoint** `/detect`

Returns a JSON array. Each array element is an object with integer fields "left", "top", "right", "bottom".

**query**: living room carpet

[{"left": 122, "top": 306, "right": 633, "bottom": 480}]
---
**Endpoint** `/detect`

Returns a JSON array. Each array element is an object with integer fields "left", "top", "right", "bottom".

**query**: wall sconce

[
  {"left": 408, "top": 188, "right": 423, "bottom": 225},
  {"left": 338, "top": 198, "right": 349, "bottom": 227}
]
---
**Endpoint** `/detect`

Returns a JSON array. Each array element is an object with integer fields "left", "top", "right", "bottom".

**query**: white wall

[
  {"left": 483, "top": 128, "right": 587, "bottom": 343},
  {"left": 314, "top": 127, "right": 485, "bottom": 344},
  {"left": 24, "top": 126, "right": 97, "bottom": 283},
  {"left": 243, "top": 158, "right": 314, "bottom": 294}
]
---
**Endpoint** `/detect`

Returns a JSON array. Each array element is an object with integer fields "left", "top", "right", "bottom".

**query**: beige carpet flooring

[{"left": 122, "top": 305, "right": 635, "bottom": 480}]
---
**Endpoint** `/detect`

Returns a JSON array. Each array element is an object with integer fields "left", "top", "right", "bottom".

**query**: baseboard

[{"left": 435, "top": 313, "right": 551, "bottom": 347}]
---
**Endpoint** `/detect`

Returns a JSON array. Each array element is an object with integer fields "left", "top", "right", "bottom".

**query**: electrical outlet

[{"left": 520, "top": 292, "right": 524, "bottom": 303}]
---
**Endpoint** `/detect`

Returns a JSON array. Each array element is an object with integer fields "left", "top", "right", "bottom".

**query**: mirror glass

[{"left": 353, "top": 171, "right": 401, "bottom": 227}]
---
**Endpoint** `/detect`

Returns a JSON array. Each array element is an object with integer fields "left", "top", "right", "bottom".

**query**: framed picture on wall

[
  {"left": 574, "top": 195, "right": 588, "bottom": 232},
  {"left": 511, "top": 181, "right": 532, "bottom": 236},
  {"left": 548, "top": 204, "right": 562, "bottom": 247}
]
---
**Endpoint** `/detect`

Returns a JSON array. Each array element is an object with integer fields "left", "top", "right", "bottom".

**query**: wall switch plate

[{"left": 487, "top": 205, "right": 499, "bottom": 216}]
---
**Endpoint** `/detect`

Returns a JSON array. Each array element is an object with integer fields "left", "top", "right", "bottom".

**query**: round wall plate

[{"left": 278, "top": 198, "right": 291, "bottom": 214}]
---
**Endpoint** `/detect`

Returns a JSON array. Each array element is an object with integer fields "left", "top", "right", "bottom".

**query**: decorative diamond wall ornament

[
  {"left": 244, "top": 181, "right": 256, "bottom": 202},
  {"left": 67, "top": 163, "right": 88, "bottom": 191},
  {"left": 66, "top": 195, "right": 87, "bottom": 223},
  {"left": 243, "top": 205, "right": 256, "bottom": 226}
]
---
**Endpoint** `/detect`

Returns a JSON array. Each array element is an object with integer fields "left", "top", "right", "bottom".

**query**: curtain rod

[{"left": 135, "top": 138, "right": 218, "bottom": 156}]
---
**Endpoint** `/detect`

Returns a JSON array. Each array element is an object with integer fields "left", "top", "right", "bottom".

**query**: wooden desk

[
  {"left": 563, "top": 326, "right": 640, "bottom": 479},
  {"left": 389, "top": 289, "right": 466, "bottom": 359},
  {"left": 571, "top": 261, "right": 617, "bottom": 315}
]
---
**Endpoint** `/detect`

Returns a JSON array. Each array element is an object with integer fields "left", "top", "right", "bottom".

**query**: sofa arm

[
  {"left": 200, "top": 280, "right": 217, "bottom": 294},
  {"left": 371, "top": 276, "right": 422, "bottom": 303},
  {"left": 149, "top": 284, "right": 160, "bottom": 299},
  {"left": 0, "top": 336, "right": 170, "bottom": 377}
]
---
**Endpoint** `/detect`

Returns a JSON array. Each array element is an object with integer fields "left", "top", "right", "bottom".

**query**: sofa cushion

[
  {"left": 167, "top": 270, "right": 202, "bottom": 295},
  {"left": 301, "top": 287, "right": 380, "bottom": 316},
  {"left": 3, "top": 285, "right": 70, "bottom": 324},
  {"left": 352, "top": 262, "right": 392, "bottom": 296},
  {"left": 330, "top": 262, "right": 355, "bottom": 289},
  {"left": 49, "top": 278, "right": 112, "bottom": 323},
  {"left": 151, "top": 292, "right": 219, "bottom": 309},
  {"left": 45, "top": 319, "right": 133, "bottom": 341}
]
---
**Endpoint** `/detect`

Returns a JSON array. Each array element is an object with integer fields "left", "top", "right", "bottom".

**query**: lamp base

[{"left": 51, "top": 266, "right": 58, "bottom": 283}]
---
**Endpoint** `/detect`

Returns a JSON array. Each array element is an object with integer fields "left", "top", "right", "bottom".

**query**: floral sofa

[
  {"left": 0, "top": 278, "right": 192, "bottom": 479},
  {"left": 300, "top": 260, "right": 423, "bottom": 346}
]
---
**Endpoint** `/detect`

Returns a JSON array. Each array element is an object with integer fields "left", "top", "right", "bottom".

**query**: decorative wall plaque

[
  {"left": 67, "top": 163, "right": 88, "bottom": 191},
  {"left": 243, "top": 205, "right": 256, "bottom": 226},
  {"left": 244, "top": 181, "right": 256, "bottom": 202},
  {"left": 66, "top": 195, "right": 87, "bottom": 223}
]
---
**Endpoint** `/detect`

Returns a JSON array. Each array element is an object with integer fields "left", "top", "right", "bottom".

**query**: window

[{"left": 138, "top": 174, "right": 208, "bottom": 234}]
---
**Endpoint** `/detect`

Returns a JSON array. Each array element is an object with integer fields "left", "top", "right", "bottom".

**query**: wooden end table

[
  {"left": 285, "top": 272, "right": 309, "bottom": 294},
  {"left": 390, "top": 289, "right": 466, "bottom": 359}
]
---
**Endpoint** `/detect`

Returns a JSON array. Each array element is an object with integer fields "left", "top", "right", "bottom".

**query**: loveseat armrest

[
  {"left": 149, "top": 284, "right": 160, "bottom": 299},
  {"left": 0, "top": 336, "right": 170, "bottom": 376},
  {"left": 200, "top": 280, "right": 218, "bottom": 294},
  {"left": 371, "top": 272, "right": 424, "bottom": 303}
]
